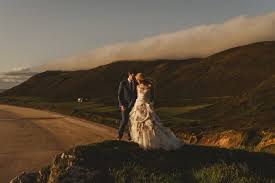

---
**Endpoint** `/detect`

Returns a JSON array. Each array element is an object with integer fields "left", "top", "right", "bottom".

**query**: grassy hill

[
  {"left": 4, "top": 42, "right": 275, "bottom": 182},
  {"left": 10, "top": 141, "right": 275, "bottom": 183},
  {"left": 1, "top": 41, "right": 275, "bottom": 151},
  {"left": 4, "top": 41, "right": 275, "bottom": 101}
]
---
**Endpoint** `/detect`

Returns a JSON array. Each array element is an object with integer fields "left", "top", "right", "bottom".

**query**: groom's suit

[{"left": 117, "top": 79, "right": 137, "bottom": 139}]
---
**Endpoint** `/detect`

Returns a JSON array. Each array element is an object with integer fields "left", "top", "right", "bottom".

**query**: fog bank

[{"left": 37, "top": 12, "right": 275, "bottom": 71}]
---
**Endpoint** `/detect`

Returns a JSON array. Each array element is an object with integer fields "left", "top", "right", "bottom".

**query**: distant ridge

[
  {"left": 2, "top": 41, "right": 275, "bottom": 130},
  {"left": 4, "top": 41, "right": 275, "bottom": 100}
]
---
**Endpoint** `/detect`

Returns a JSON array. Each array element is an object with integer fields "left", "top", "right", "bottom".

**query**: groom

[{"left": 117, "top": 70, "right": 137, "bottom": 141}]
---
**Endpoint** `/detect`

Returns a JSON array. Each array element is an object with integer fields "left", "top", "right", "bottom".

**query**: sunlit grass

[
  {"left": 156, "top": 104, "right": 212, "bottom": 115},
  {"left": 110, "top": 162, "right": 274, "bottom": 183},
  {"left": 193, "top": 162, "right": 269, "bottom": 183}
]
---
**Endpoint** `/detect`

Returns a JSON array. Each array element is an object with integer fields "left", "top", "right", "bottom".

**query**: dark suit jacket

[{"left": 118, "top": 79, "right": 137, "bottom": 109}]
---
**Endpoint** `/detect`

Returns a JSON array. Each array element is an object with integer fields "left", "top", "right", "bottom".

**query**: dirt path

[{"left": 0, "top": 104, "right": 117, "bottom": 183}]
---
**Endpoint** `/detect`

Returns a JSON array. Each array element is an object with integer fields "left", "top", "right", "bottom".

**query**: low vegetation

[
  {"left": 11, "top": 141, "right": 275, "bottom": 183},
  {"left": 4, "top": 42, "right": 275, "bottom": 182},
  {"left": 1, "top": 95, "right": 274, "bottom": 154},
  {"left": 0, "top": 96, "right": 213, "bottom": 131}
]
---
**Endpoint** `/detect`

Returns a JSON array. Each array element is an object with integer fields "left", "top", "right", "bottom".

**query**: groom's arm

[{"left": 118, "top": 81, "right": 125, "bottom": 108}]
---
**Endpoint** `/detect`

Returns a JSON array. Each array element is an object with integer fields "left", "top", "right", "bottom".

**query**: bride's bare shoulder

[
  {"left": 137, "top": 84, "right": 146, "bottom": 89},
  {"left": 137, "top": 83, "right": 152, "bottom": 90},
  {"left": 137, "top": 84, "right": 143, "bottom": 88}
]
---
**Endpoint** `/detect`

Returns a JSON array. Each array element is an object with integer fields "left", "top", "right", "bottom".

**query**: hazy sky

[{"left": 0, "top": 0, "right": 274, "bottom": 72}]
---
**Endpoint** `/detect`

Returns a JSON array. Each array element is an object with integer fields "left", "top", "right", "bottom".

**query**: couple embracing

[{"left": 117, "top": 70, "right": 182, "bottom": 151}]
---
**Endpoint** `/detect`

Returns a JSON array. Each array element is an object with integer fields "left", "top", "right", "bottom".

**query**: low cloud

[
  {"left": 37, "top": 12, "right": 275, "bottom": 71},
  {"left": 0, "top": 68, "right": 36, "bottom": 89}
]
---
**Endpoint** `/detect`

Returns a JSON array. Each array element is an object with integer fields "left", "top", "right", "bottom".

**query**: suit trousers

[{"left": 118, "top": 107, "right": 131, "bottom": 140}]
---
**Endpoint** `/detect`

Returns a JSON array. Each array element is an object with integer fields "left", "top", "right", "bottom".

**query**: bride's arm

[{"left": 128, "top": 85, "right": 138, "bottom": 108}]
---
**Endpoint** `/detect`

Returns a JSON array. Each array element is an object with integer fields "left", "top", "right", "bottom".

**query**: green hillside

[{"left": 1, "top": 41, "right": 275, "bottom": 150}]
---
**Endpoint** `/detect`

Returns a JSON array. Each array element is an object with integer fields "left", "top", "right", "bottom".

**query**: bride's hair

[
  {"left": 143, "top": 78, "right": 154, "bottom": 86},
  {"left": 136, "top": 73, "right": 155, "bottom": 87}
]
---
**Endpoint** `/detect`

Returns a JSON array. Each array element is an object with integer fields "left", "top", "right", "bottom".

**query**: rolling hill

[
  {"left": 4, "top": 41, "right": 275, "bottom": 102},
  {"left": 1, "top": 41, "right": 275, "bottom": 142}
]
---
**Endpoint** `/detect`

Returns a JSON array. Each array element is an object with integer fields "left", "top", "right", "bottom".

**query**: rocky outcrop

[
  {"left": 257, "top": 131, "right": 275, "bottom": 150},
  {"left": 10, "top": 151, "right": 111, "bottom": 183},
  {"left": 10, "top": 172, "right": 39, "bottom": 183},
  {"left": 10, "top": 166, "right": 50, "bottom": 183},
  {"left": 198, "top": 130, "right": 243, "bottom": 148},
  {"left": 178, "top": 130, "right": 275, "bottom": 151}
]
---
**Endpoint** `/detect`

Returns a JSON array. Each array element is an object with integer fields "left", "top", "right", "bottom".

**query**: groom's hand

[{"left": 120, "top": 106, "right": 125, "bottom": 112}]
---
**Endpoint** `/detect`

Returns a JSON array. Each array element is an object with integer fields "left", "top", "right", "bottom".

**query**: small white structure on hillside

[
  {"left": 77, "top": 98, "right": 83, "bottom": 103},
  {"left": 77, "top": 97, "right": 90, "bottom": 103}
]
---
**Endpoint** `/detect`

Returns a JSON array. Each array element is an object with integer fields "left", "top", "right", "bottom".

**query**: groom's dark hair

[{"left": 128, "top": 68, "right": 136, "bottom": 75}]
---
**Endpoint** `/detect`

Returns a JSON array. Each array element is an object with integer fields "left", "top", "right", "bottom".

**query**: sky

[{"left": 0, "top": 0, "right": 275, "bottom": 88}]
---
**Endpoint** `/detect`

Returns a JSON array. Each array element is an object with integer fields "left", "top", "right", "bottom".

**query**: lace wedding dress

[{"left": 129, "top": 84, "right": 182, "bottom": 151}]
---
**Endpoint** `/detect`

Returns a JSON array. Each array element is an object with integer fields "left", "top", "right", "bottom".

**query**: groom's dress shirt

[{"left": 127, "top": 79, "right": 135, "bottom": 92}]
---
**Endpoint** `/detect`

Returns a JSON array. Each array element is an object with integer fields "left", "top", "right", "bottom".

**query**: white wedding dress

[{"left": 129, "top": 84, "right": 182, "bottom": 151}]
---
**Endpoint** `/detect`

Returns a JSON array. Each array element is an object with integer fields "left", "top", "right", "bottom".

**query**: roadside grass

[
  {"left": 156, "top": 104, "right": 212, "bottom": 115},
  {"left": 1, "top": 96, "right": 274, "bottom": 154},
  {"left": 0, "top": 96, "right": 212, "bottom": 130},
  {"left": 156, "top": 104, "right": 212, "bottom": 129}
]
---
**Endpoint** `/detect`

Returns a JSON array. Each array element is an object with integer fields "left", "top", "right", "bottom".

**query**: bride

[{"left": 129, "top": 73, "right": 182, "bottom": 151}]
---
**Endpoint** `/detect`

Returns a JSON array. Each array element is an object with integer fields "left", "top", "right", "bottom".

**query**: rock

[
  {"left": 257, "top": 131, "right": 275, "bottom": 150},
  {"left": 10, "top": 172, "right": 39, "bottom": 183}
]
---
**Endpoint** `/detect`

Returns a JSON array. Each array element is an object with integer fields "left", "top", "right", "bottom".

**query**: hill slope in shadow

[
  {"left": 4, "top": 41, "right": 275, "bottom": 103},
  {"left": 10, "top": 141, "right": 275, "bottom": 183},
  {"left": 2, "top": 41, "right": 275, "bottom": 131}
]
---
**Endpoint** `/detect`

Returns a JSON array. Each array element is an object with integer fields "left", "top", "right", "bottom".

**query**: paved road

[{"left": 0, "top": 105, "right": 116, "bottom": 183}]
